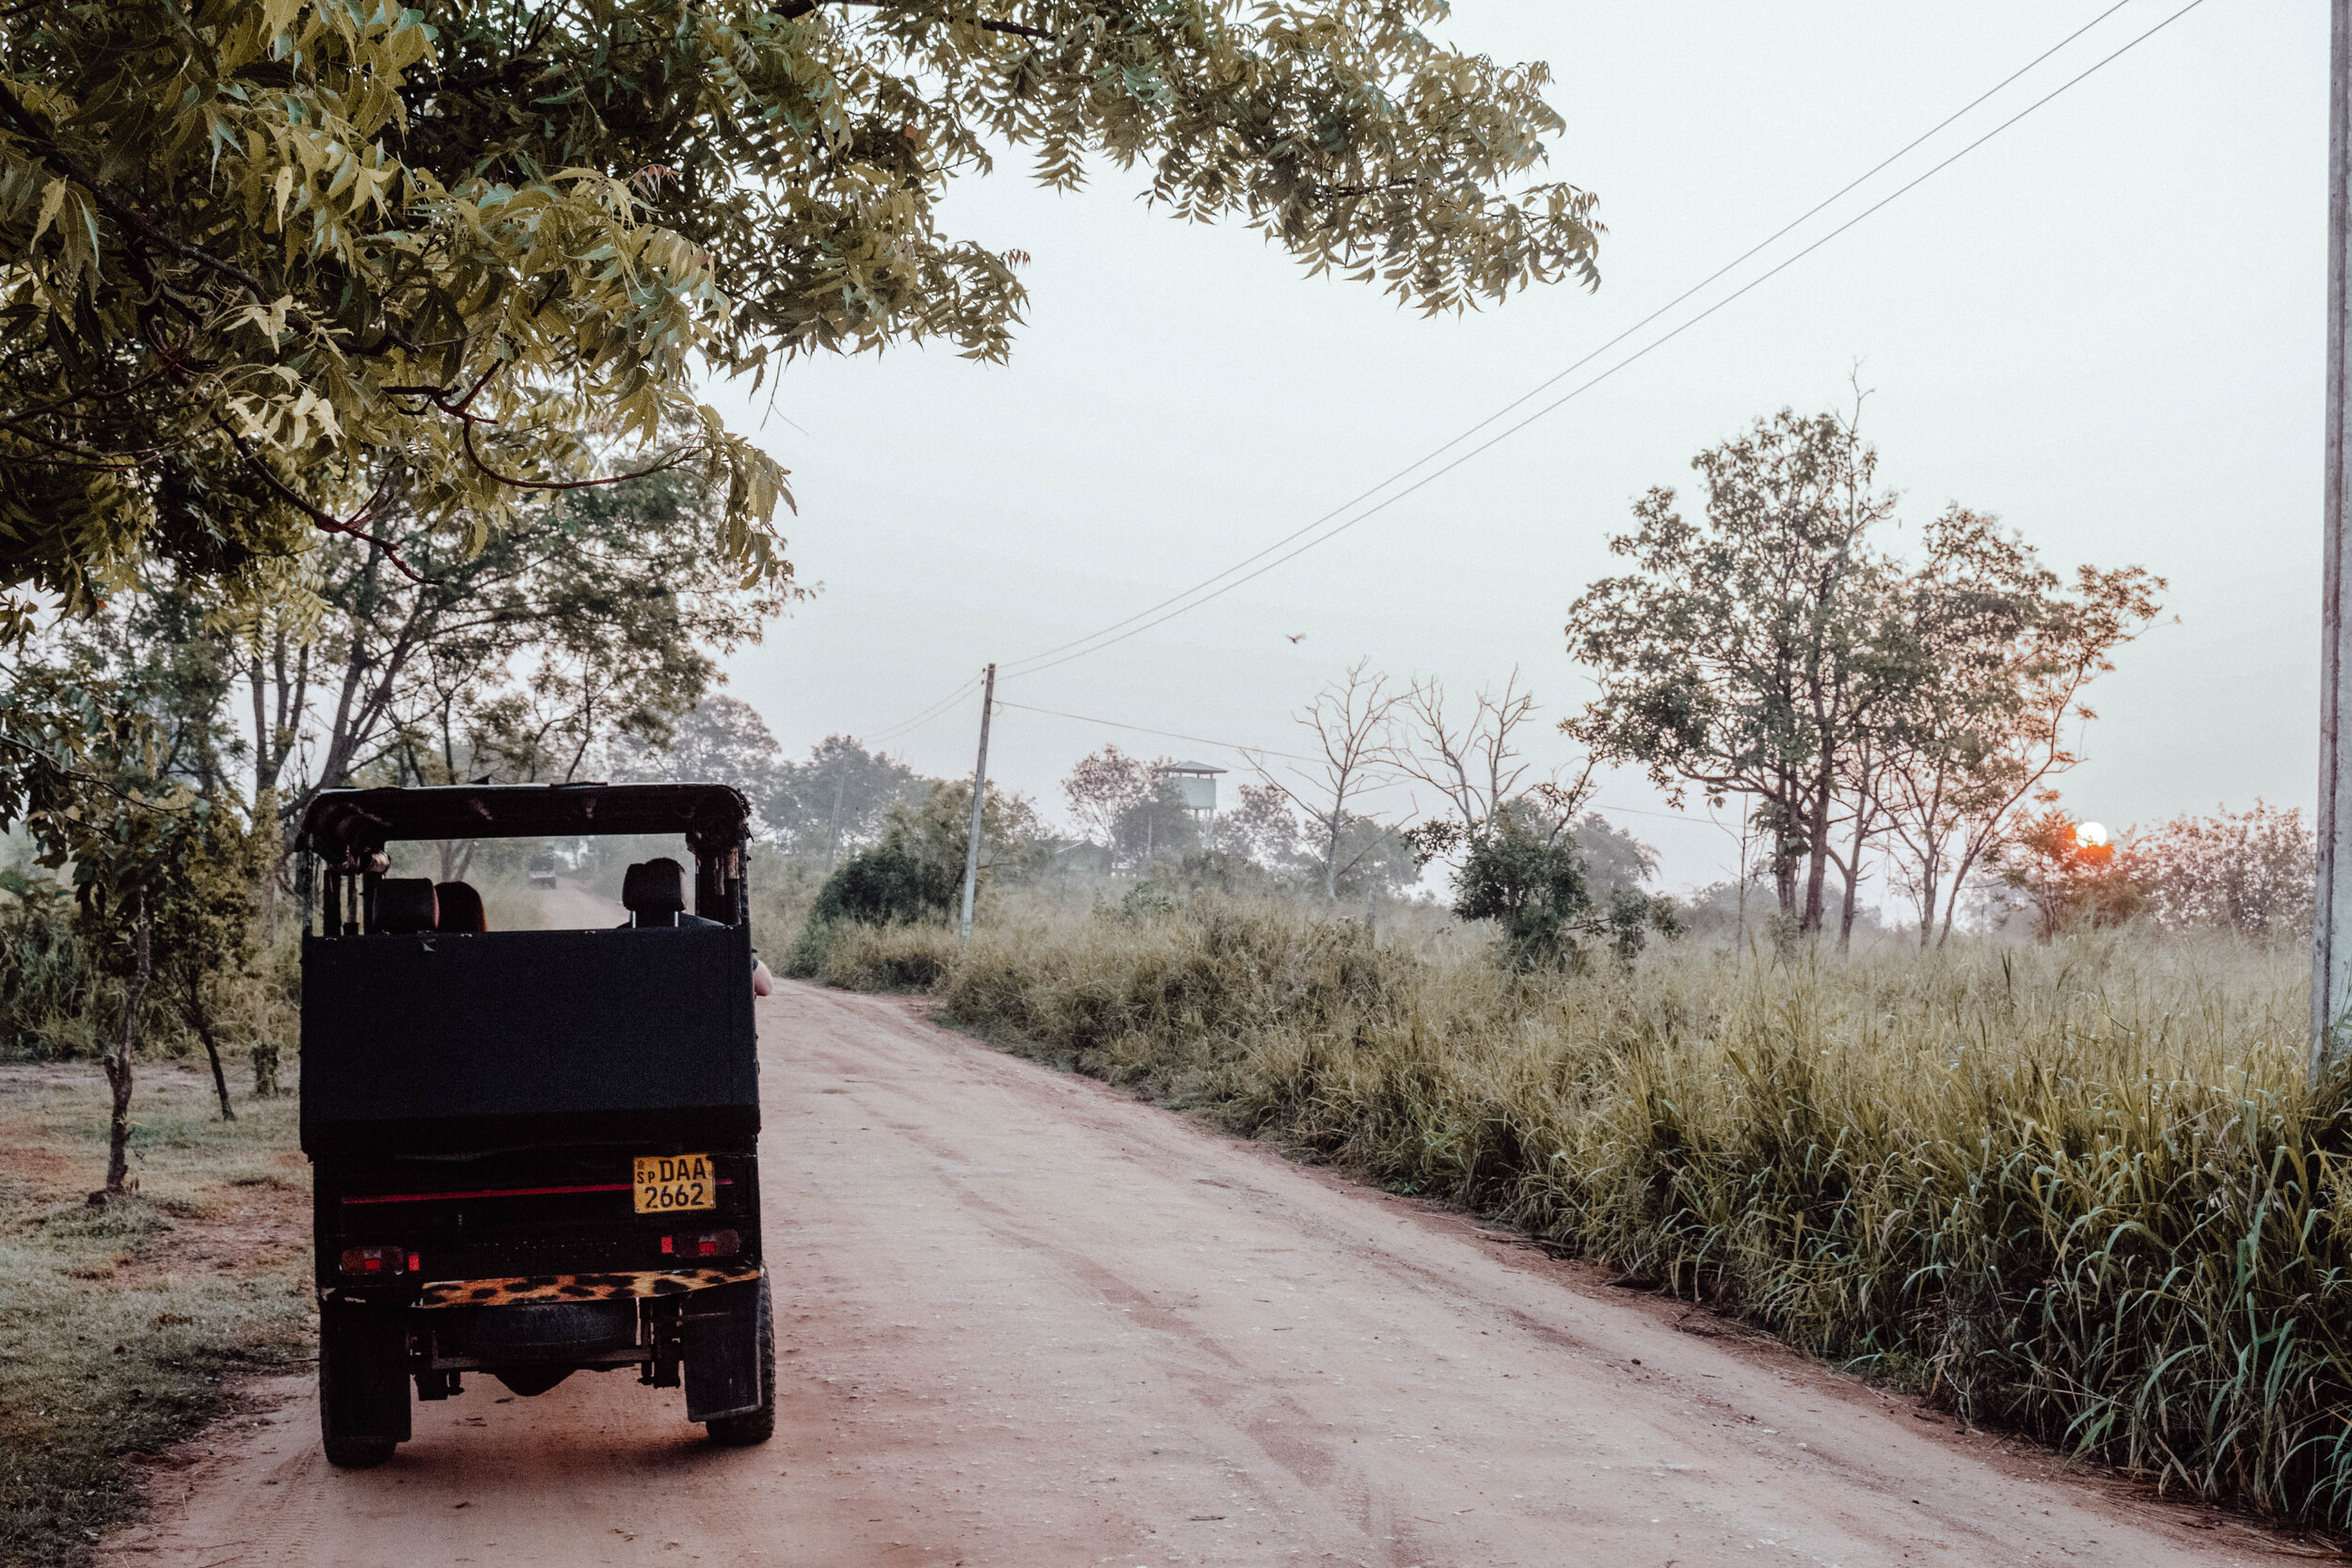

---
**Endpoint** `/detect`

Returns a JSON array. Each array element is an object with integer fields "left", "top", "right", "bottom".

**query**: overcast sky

[{"left": 702, "top": 0, "right": 2322, "bottom": 897}]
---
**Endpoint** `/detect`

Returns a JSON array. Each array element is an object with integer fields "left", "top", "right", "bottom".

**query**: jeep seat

[
  {"left": 435, "top": 881, "right": 486, "bottom": 934},
  {"left": 376, "top": 879, "right": 438, "bottom": 935},
  {"left": 622, "top": 859, "right": 688, "bottom": 928}
]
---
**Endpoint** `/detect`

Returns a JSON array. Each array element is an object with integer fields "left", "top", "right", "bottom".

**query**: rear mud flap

[
  {"left": 321, "top": 1301, "right": 412, "bottom": 1443},
  {"left": 681, "top": 1276, "right": 760, "bottom": 1421}
]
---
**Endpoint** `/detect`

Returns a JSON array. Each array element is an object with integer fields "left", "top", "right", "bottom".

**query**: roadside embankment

[{"left": 794, "top": 901, "right": 2347, "bottom": 1528}]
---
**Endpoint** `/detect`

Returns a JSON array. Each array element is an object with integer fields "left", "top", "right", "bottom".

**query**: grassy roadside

[
  {"left": 0, "top": 1063, "right": 311, "bottom": 1568},
  {"left": 794, "top": 898, "right": 2352, "bottom": 1528}
]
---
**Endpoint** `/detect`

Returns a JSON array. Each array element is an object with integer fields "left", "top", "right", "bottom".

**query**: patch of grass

[
  {"left": 809, "top": 895, "right": 2352, "bottom": 1528},
  {"left": 0, "top": 1064, "right": 310, "bottom": 1568}
]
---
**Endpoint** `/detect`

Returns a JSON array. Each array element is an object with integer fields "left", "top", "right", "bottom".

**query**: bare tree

[
  {"left": 1395, "top": 668, "right": 1539, "bottom": 831},
  {"left": 1250, "top": 660, "right": 1402, "bottom": 899}
]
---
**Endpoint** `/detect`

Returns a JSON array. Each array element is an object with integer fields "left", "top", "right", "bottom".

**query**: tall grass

[{"left": 798, "top": 897, "right": 2352, "bottom": 1525}]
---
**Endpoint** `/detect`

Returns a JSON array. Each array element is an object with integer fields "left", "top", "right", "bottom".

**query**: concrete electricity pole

[
  {"left": 959, "top": 664, "right": 997, "bottom": 943},
  {"left": 2317, "top": 0, "right": 2352, "bottom": 1084}
]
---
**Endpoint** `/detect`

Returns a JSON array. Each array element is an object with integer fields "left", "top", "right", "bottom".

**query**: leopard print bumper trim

[{"left": 411, "top": 1264, "right": 761, "bottom": 1308}]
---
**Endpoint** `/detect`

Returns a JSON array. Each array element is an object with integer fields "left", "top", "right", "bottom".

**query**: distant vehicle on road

[
  {"left": 295, "top": 783, "right": 771, "bottom": 1468},
  {"left": 528, "top": 848, "right": 559, "bottom": 888}
]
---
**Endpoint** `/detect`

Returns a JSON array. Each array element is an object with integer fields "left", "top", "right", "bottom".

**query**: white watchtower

[{"left": 1159, "top": 760, "right": 1227, "bottom": 851}]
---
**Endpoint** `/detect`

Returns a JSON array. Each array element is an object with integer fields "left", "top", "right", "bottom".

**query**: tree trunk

[
  {"left": 1836, "top": 793, "right": 1875, "bottom": 955},
  {"left": 1915, "top": 861, "right": 1939, "bottom": 948},
  {"left": 1802, "top": 775, "right": 1836, "bottom": 934},
  {"left": 184, "top": 967, "right": 236, "bottom": 1121},
  {"left": 1937, "top": 843, "right": 1983, "bottom": 946},
  {"left": 101, "top": 905, "right": 152, "bottom": 1196}
]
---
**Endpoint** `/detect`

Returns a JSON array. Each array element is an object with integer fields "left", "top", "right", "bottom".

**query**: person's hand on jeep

[{"left": 752, "top": 958, "right": 774, "bottom": 997}]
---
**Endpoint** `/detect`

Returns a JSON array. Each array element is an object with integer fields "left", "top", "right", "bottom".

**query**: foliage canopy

[{"left": 0, "top": 0, "right": 1597, "bottom": 622}]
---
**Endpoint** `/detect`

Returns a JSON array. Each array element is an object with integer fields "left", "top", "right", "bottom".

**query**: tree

[
  {"left": 1394, "top": 668, "right": 1540, "bottom": 831},
  {"left": 1111, "top": 777, "right": 1199, "bottom": 868},
  {"left": 246, "top": 462, "right": 792, "bottom": 864},
  {"left": 1869, "top": 507, "right": 2162, "bottom": 945},
  {"left": 1566, "top": 408, "right": 1908, "bottom": 936},
  {"left": 2126, "top": 802, "right": 2314, "bottom": 938},
  {"left": 1449, "top": 808, "right": 1677, "bottom": 971},
  {"left": 1566, "top": 405, "right": 2160, "bottom": 947},
  {"left": 152, "top": 793, "right": 272, "bottom": 1123},
  {"left": 0, "top": 631, "right": 256, "bottom": 1189},
  {"left": 1216, "top": 783, "right": 1299, "bottom": 868},
  {"left": 764, "top": 736, "right": 926, "bottom": 866},
  {"left": 0, "top": 0, "right": 1599, "bottom": 627},
  {"left": 1059, "top": 745, "right": 1199, "bottom": 867},
  {"left": 813, "top": 776, "right": 1044, "bottom": 923},
  {"left": 614, "top": 695, "right": 784, "bottom": 796},
  {"left": 1250, "top": 660, "right": 1401, "bottom": 899},
  {"left": 24, "top": 595, "right": 268, "bottom": 1124},
  {"left": 1062, "top": 746, "right": 1158, "bottom": 854},
  {"left": 811, "top": 840, "right": 962, "bottom": 927},
  {"left": 2003, "top": 809, "right": 2140, "bottom": 941},
  {"left": 1572, "top": 814, "right": 1658, "bottom": 896}
]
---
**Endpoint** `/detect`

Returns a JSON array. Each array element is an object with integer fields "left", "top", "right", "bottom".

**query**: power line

[
  {"left": 994, "top": 697, "right": 1731, "bottom": 833},
  {"left": 993, "top": 699, "right": 1320, "bottom": 764},
  {"left": 1001, "top": 0, "right": 2203, "bottom": 682},
  {"left": 1002, "top": 0, "right": 2136, "bottom": 679},
  {"left": 868, "top": 673, "right": 984, "bottom": 745}
]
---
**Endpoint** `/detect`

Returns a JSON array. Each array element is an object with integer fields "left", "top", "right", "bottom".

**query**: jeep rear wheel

[
  {"left": 319, "top": 1300, "right": 409, "bottom": 1468},
  {"left": 704, "top": 1275, "right": 774, "bottom": 1446}
]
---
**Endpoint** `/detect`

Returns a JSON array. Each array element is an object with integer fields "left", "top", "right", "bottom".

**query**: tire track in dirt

[{"left": 97, "top": 980, "right": 2316, "bottom": 1566}]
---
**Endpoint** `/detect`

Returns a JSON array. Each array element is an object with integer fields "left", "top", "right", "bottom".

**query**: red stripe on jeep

[{"left": 343, "top": 1180, "right": 733, "bottom": 1206}]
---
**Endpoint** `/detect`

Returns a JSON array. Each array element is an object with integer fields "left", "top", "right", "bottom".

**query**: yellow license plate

[{"left": 633, "top": 1153, "right": 717, "bottom": 1214}]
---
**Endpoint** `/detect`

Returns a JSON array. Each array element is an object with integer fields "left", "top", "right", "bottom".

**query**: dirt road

[{"left": 101, "top": 982, "right": 2300, "bottom": 1567}]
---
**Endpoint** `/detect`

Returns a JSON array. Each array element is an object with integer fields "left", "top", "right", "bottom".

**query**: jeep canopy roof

[{"left": 298, "top": 784, "right": 752, "bottom": 872}]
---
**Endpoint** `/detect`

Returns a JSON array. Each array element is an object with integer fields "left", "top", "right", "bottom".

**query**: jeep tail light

[
  {"left": 339, "top": 1244, "right": 406, "bottom": 1277},
  {"left": 683, "top": 1228, "right": 739, "bottom": 1259}
]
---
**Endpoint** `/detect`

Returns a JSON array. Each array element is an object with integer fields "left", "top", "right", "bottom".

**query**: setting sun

[{"left": 2074, "top": 821, "right": 2110, "bottom": 849}]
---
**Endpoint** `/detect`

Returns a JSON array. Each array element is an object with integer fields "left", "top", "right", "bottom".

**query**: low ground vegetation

[
  {"left": 0, "top": 1062, "right": 310, "bottom": 1568},
  {"left": 796, "top": 894, "right": 2351, "bottom": 1528}
]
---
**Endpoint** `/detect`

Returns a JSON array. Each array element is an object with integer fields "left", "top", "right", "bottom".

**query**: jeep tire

[
  {"left": 704, "top": 1274, "right": 775, "bottom": 1447},
  {"left": 319, "top": 1300, "right": 409, "bottom": 1468}
]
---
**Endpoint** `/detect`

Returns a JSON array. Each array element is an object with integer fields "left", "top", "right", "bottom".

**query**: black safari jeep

[{"left": 296, "top": 783, "right": 771, "bottom": 1468}]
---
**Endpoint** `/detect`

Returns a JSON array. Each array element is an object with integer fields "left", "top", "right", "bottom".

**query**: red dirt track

[{"left": 99, "top": 981, "right": 2306, "bottom": 1566}]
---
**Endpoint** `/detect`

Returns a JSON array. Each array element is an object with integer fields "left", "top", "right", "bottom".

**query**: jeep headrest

[
  {"left": 376, "top": 879, "right": 438, "bottom": 935},
  {"left": 434, "top": 880, "right": 486, "bottom": 934},
  {"left": 622, "top": 858, "right": 688, "bottom": 925}
]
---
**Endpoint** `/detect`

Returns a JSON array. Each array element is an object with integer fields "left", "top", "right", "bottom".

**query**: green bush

[
  {"left": 0, "top": 873, "right": 99, "bottom": 1061},
  {"left": 811, "top": 840, "right": 961, "bottom": 927},
  {"left": 1449, "top": 815, "right": 1680, "bottom": 969}
]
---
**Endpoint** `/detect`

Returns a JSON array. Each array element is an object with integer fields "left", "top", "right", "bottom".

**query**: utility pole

[
  {"left": 823, "top": 771, "right": 845, "bottom": 874},
  {"left": 958, "top": 664, "right": 996, "bottom": 943},
  {"left": 2319, "top": 0, "right": 2352, "bottom": 1085}
]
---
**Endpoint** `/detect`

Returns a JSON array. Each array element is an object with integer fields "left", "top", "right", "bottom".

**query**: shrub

[
  {"left": 810, "top": 840, "right": 961, "bottom": 927},
  {"left": 0, "top": 872, "right": 98, "bottom": 1060},
  {"left": 1450, "top": 814, "right": 1678, "bottom": 969}
]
